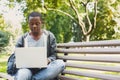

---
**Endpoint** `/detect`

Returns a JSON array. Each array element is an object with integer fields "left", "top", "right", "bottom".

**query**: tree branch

[
  {"left": 93, "top": 0, "right": 98, "bottom": 29},
  {"left": 44, "top": 6, "right": 78, "bottom": 24},
  {"left": 64, "top": 1, "right": 70, "bottom": 7},
  {"left": 87, "top": 0, "right": 90, "bottom": 3},
  {"left": 80, "top": 0, "right": 90, "bottom": 7},
  {"left": 85, "top": 1, "right": 92, "bottom": 35},
  {"left": 69, "top": 0, "right": 87, "bottom": 35},
  {"left": 80, "top": 2, "right": 86, "bottom": 6},
  {"left": 85, "top": 0, "right": 98, "bottom": 35}
]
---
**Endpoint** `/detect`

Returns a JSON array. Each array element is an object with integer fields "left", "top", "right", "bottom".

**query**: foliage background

[{"left": 0, "top": 0, "right": 120, "bottom": 53}]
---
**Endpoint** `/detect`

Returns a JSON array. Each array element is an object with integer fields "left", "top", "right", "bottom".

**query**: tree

[
  {"left": 0, "top": 0, "right": 24, "bottom": 53},
  {"left": 45, "top": 0, "right": 98, "bottom": 41},
  {"left": 19, "top": 0, "right": 73, "bottom": 43},
  {"left": 45, "top": 11, "right": 73, "bottom": 42},
  {"left": 91, "top": 0, "right": 120, "bottom": 40},
  {"left": 15, "top": 0, "right": 120, "bottom": 42},
  {"left": 0, "top": 16, "right": 10, "bottom": 52},
  {"left": 0, "top": 31, "right": 10, "bottom": 52},
  {"left": 16, "top": 0, "right": 97, "bottom": 42}
]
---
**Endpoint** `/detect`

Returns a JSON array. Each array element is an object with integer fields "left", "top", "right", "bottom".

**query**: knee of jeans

[
  {"left": 55, "top": 60, "right": 65, "bottom": 69},
  {"left": 17, "top": 68, "right": 32, "bottom": 77},
  {"left": 32, "top": 76, "right": 47, "bottom": 80}
]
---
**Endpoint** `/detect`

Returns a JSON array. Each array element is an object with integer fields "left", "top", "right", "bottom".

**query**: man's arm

[
  {"left": 7, "top": 35, "right": 25, "bottom": 75},
  {"left": 47, "top": 32, "right": 57, "bottom": 63},
  {"left": 15, "top": 36, "right": 24, "bottom": 47},
  {"left": 15, "top": 33, "right": 28, "bottom": 47}
]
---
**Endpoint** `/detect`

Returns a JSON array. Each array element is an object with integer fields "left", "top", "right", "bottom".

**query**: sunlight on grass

[
  {"left": 0, "top": 54, "right": 10, "bottom": 73},
  {"left": 0, "top": 61, "right": 7, "bottom": 73}
]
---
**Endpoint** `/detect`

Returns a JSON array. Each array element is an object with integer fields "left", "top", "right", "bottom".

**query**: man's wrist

[{"left": 48, "top": 58, "right": 51, "bottom": 64}]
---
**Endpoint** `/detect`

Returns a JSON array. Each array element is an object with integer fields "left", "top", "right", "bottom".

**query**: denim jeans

[{"left": 15, "top": 60, "right": 65, "bottom": 80}]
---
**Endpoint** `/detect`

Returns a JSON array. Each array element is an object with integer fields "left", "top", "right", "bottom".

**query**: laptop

[{"left": 15, "top": 47, "right": 47, "bottom": 68}]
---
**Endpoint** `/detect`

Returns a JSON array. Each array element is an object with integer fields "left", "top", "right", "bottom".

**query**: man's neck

[{"left": 30, "top": 31, "right": 43, "bottom": 41}]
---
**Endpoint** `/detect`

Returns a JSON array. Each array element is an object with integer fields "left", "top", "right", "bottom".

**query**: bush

[{"left": 0, "top": 31, "right": 10, "bottom": 51}]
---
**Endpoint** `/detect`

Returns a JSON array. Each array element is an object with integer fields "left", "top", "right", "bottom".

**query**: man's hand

[
  {"left": 9, "top": 76, "right": 14, "bottom": 80},
  {"left": 47, "top": 58, "right": 51, "bottom": 64}
]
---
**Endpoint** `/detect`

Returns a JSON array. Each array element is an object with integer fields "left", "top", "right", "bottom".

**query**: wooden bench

[
  {"left": 57, "top": 40, "right": 120, "bottom": 80},
  {"left": 1, "top": 40, "right": 120, "bottom": 80}
]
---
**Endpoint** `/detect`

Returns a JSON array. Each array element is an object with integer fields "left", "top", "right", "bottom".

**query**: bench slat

[
  {"left": 66, "top": 62, "right": 120, "bottom": 72},
  {"left": 57, "top": 40, "right": 120, "bottom": 47},
  {"left": 58, "top": 56, "right": 120, "bottom": 63},
  {"left": 56, "top": 48, "right": 120, "bottom": 54},
  {"left": 63, "top": 70, "right": 120, "bottom": 80},
  {"left": 59, "top": 75, "right": 80, "bottom": 80},
  {"left": 57, "top": 40, "right": 120, "bottom": 79}
]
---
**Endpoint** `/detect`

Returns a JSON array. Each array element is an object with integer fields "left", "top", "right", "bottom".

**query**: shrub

[{"left": 0, "top": 31, "right": 10, "bottom": 52}]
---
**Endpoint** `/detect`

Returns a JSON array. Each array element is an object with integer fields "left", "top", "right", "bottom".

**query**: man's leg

[
  {"left": 15, "top": 68, "right": 32, "bottom": 80},
  {"left": 32, "top": 60, "right": 65, "bottom": 80}
]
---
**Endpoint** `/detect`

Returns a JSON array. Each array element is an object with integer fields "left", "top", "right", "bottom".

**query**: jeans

[{"left": 15, "top": 60, "right": 65, "bottom": 80}]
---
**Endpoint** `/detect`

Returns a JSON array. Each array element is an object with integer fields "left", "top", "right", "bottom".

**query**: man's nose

[{"left": 33, "top": 24, "right": 37, "bottom": 28}]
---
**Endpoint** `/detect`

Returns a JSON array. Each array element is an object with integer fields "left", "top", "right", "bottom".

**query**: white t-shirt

[{"left": 24, "top": 33, "right": 47, "bottom": 47}]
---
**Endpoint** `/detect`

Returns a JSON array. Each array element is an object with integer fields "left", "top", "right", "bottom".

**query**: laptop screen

[{"left": 15, "top": 47, "right": 47, "bottom": 68}]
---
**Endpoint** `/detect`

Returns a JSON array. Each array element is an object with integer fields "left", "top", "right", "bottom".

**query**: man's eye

[
  {"left": 36, "top": 23, "right": 40, "bottom": 25},
  {"left": 30, "top": 23, "right": 33, "bottom": 25}
]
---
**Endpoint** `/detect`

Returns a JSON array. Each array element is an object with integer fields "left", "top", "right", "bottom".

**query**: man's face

[{"left": 29, "top": 16, "right": 42, "bottom": 35}]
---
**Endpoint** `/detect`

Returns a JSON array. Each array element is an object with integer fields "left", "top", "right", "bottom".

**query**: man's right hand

[{"left": 9, "top": 76, "right": 15, "bottom": 80}]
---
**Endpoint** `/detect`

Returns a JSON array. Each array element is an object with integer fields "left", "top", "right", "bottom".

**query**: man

[{"left": 7, "top": 12, "right": 65, "bottom": 80}]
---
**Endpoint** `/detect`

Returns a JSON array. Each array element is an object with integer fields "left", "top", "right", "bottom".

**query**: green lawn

[{"left": 0, "top": 54, "right": 10, "bottom": 73}]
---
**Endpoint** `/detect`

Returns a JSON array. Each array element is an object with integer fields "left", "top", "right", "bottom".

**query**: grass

[
  {"left": 0, "top": 54, "right": 11, "bottom": 80},
  {"left": 0, "top": 53, "right": 10, "bottom": 73}
]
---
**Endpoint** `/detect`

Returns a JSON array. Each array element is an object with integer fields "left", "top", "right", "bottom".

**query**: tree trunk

[{"left": 85, "top": 34, "right": 90, "bottom": 42}]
